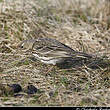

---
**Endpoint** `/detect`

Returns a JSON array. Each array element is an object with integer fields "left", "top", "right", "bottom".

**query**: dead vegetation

[{"left": 0, "top": 0, "right": 110, "bottom": 107}]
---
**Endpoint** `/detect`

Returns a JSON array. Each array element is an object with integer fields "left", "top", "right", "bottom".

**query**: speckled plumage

[{"left": 20, "top": 37, "right": 94, "bottom": 65}]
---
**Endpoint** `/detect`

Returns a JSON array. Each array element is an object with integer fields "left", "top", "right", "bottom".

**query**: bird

[{"left": 19, "top": 37, "right": 95, "bottom": 68}]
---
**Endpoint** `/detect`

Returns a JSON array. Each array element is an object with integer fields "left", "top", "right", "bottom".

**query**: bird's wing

[
  {"left": 32, "top": 44, "right": 89, "bottom": 59},
  {"left": 32, "top": 37, "right": 93, "bottom": 58},
  {"left": 32, "top": 45, "right": 70, "bottom": 58}
]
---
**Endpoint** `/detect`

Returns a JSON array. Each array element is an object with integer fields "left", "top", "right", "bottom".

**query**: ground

[{"left": 0, "top": 0, "right": 110, "bottom": 107}]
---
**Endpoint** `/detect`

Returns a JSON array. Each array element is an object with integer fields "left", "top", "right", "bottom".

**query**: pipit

[{"left": 19, "top": 37, "right": 94, "bottom": 71}]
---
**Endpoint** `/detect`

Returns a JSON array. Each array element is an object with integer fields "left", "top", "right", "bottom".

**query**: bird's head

[{"left": 18, "top": 39, "right": 36, "bottom": 51}]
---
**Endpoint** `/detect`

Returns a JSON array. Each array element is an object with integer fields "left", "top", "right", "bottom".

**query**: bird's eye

[{"left": 20, "top": 45, "right": 24, "bottom": 48}]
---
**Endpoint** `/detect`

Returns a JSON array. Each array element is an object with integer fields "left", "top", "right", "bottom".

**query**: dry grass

[{"left": 0, "top": 0, "right": 110, "bottom": 107}]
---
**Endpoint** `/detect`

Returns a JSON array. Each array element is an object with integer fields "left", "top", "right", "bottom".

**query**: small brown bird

[
  {"left": 19, "top": 37, "right": 94, "bottom": 66},
  {"left": 20, "top": 38, "right": 93, "bottom": 65}
]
